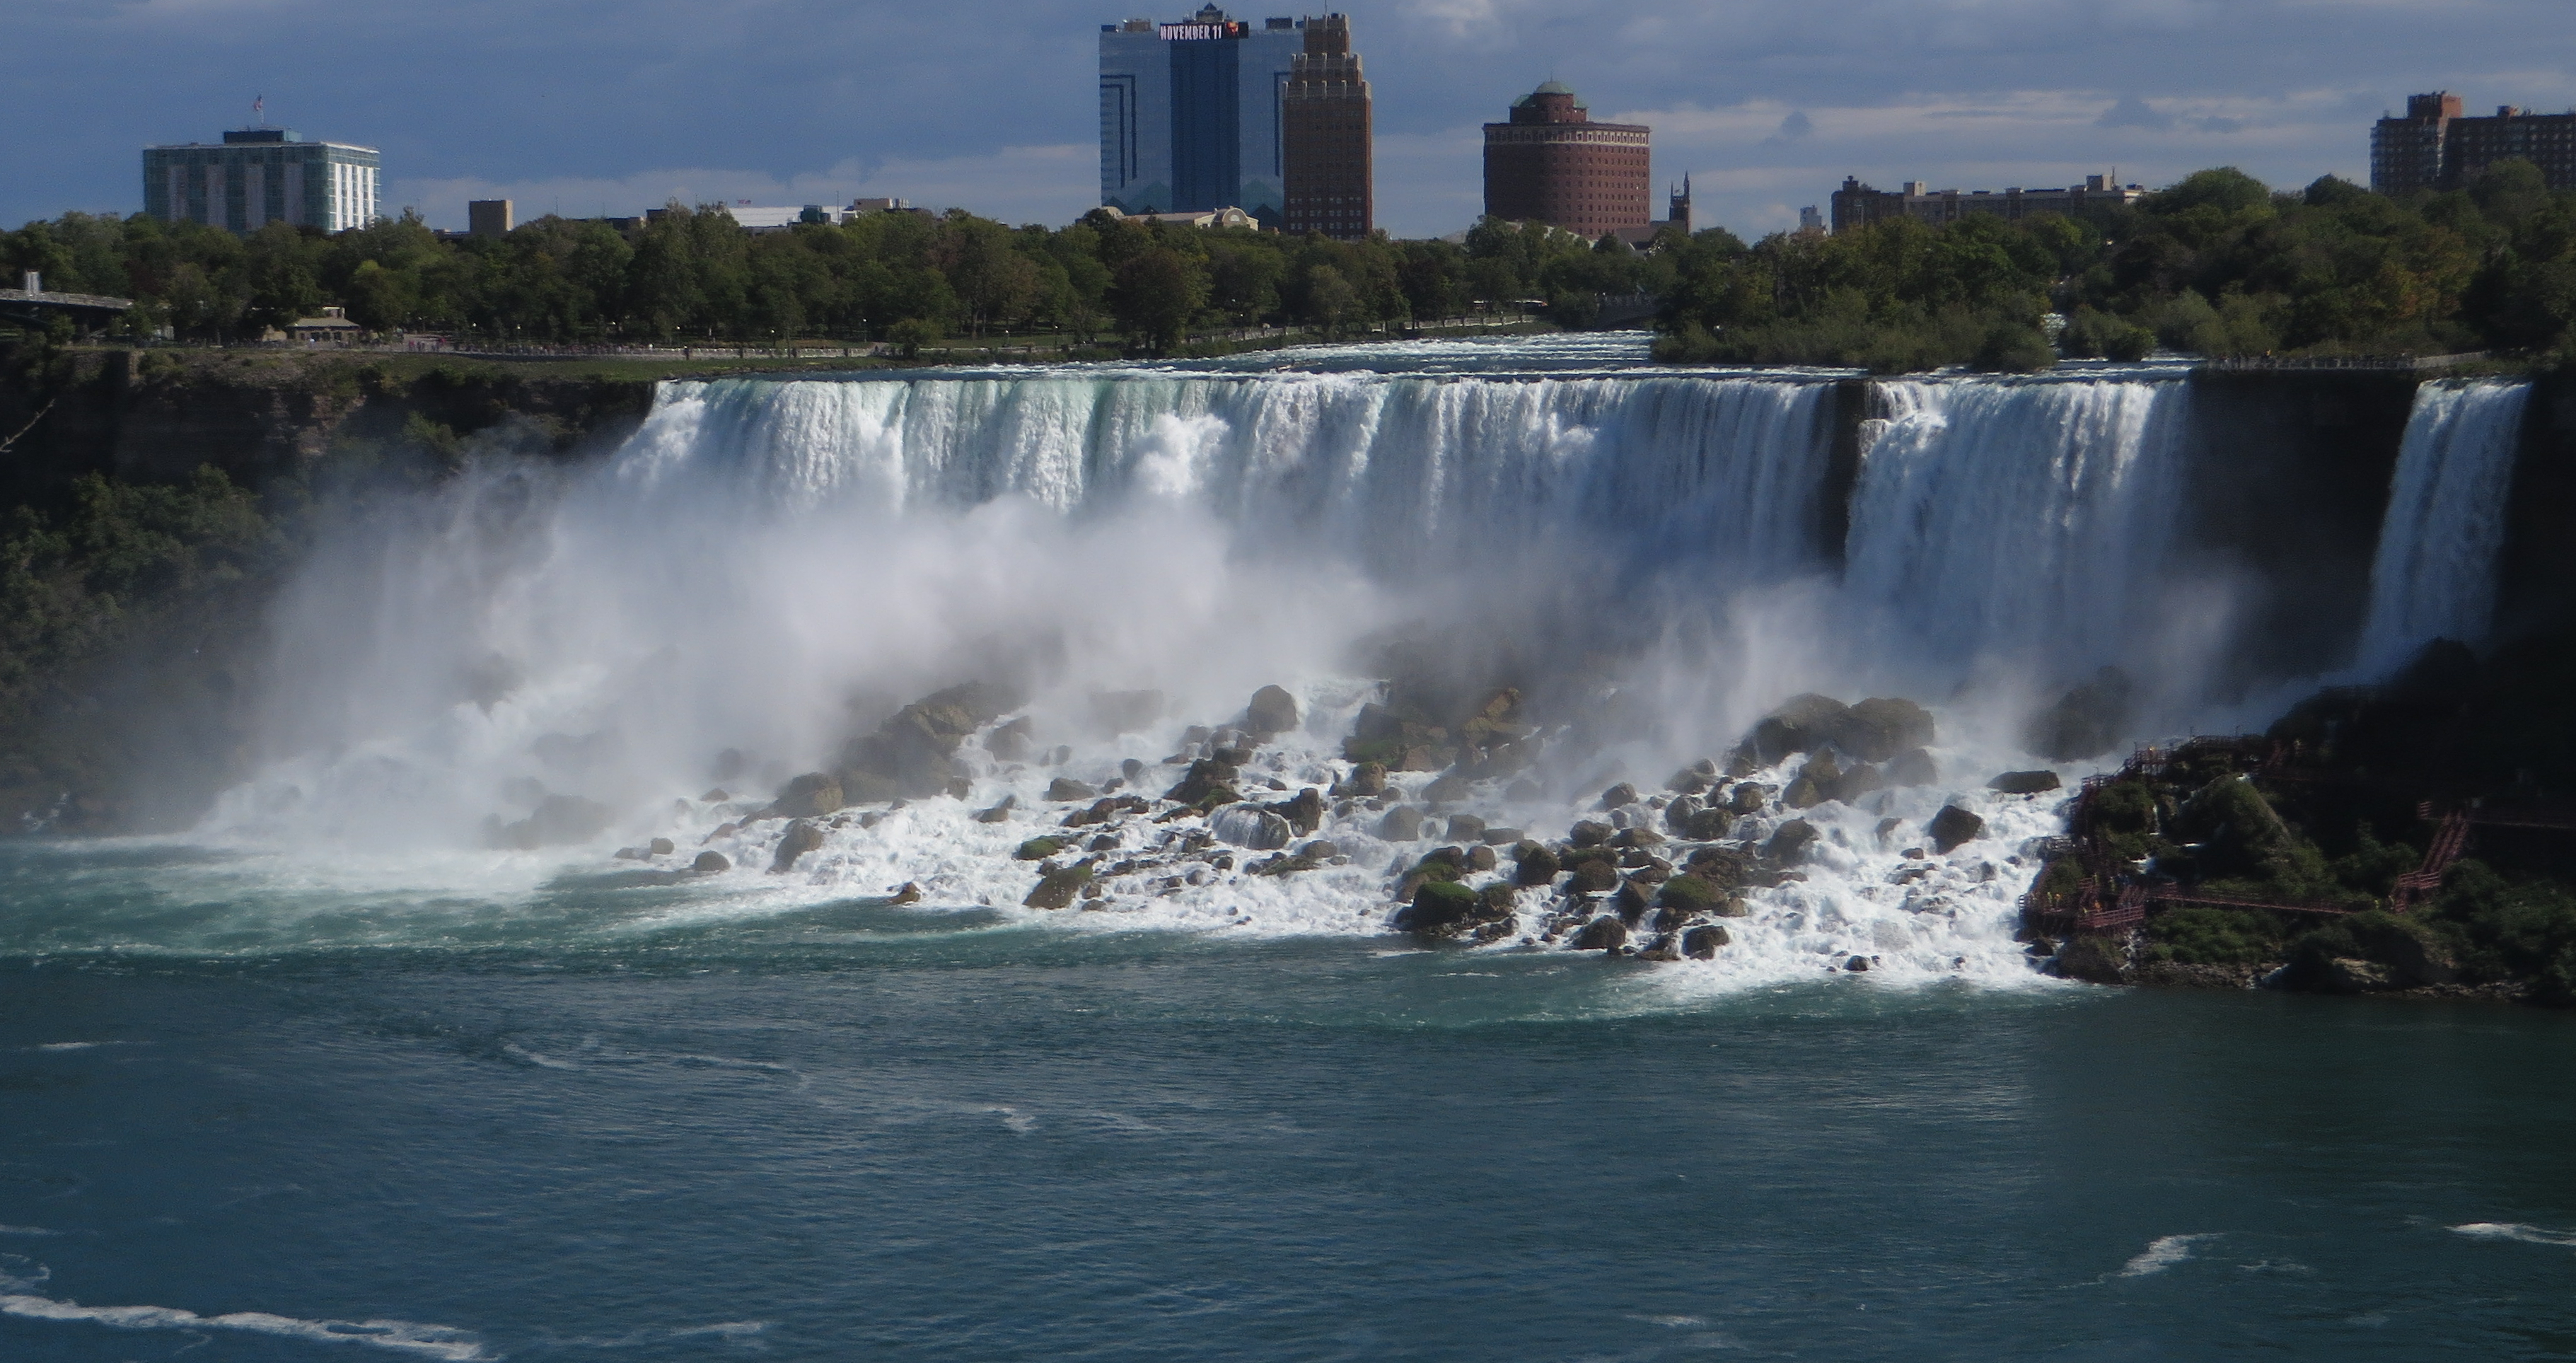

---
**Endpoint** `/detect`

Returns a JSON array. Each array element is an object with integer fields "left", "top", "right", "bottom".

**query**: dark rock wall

[{"left": 2497, "top": 370, "right": 2576, "bottom": 639}]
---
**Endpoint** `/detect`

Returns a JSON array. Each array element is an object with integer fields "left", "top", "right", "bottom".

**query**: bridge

[{"left": 0, "top": 272, "right": 132, "bottom": 337}]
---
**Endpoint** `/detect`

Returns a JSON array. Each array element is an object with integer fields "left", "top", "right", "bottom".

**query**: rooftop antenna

[{"left": 253, "top": 93, "right": 266, "bottom": 128}]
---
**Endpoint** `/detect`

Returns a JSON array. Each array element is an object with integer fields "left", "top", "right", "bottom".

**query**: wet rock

[
  {"left": 1423, "top": 772, "right": 1473, "bottom": 804},
  {"left": 1211, "top": 804, "right": 1294, "bottom": 850},
  {"left": 1568, "top": 820, "right": 1613, "bottom": 849},
  {"left": 1466, "top": 845, "right": 1497, "bottom": 872},
  {"left": 1121, "top": 758, "right": 1146, "bottom": 783},
  {"left": 1686, "top": 845, "right": 1751, "bottom": 886},
  {"left": 974, "top": 795, "right": 1017, "bottom": 824},
  {"left": 1838, "top": 698, "right": 1936, "bottom": 762},
  {"left": 1612, "top": 825, "right": 1665, "bottom": 850},
  {"left": 1480, "top": 826, "right": 1524, "bottom": 846},
  {"left": 1682, "top": 924, "right": 1729, "bottom": 958},
  {"left": 1164, "top": 758, "right": 1241, "bottom": 806},
  {"left": 1244, "top": 685, "right": 1300, "bottom": 738},
  {"left": 691, "top": 850, "right": 731, "bottom": 875},
  {"left": 1442, "top": 813, "right": 1487, "bottom": 842},
  {"left": 1377, "top": 806, "right": 1427, "bottom": 841},
  {"left": 1664, "top": 795, "right": 1705, "bottom": 835},
  {"left": 1666, "top": 760, "right": 1717, "bottom": 794},
  {"left": 1714, "top": 895, "right": 1751, "bottom": 918},
  {"left": 889, "top": 881, "right": 922, "bottom": 905},
  {"left": 1784, "top": 752, "right": 1840, "bottom": 808},
  {"left": 2051, "top": 936, "right": 2127, "bottom": 985},
  {"left": 1513, "top": 841, "right": 1562, "bottom": 886},
  {"left": 1845, "top": 956, "right": 1872, "bottom": 973},
  {"left": 1888, "top": 747, "right": 1940, "bottom": 787},
  {"left": 841, "top": 681, "right": 1017, "bottom": 799},
  {"left": 1613, "top": 877, "right": 1655, "bottom": 923},
  {"left": 2025, "top": 666, "right": 2133, "bottom": 761},
  {"left": 770, "top": 819, "right": 826, "bottom": 873},
  {"left": 1765, "top": 818, "right": 1820, "bottom": 864},
  {"left": 1654, "top": 874, "right": 1721, "bottom": 914},
  {"left": 1874, "top": 816, "right": 1904, "bottom": 848},
  {"left": 1048, "top": 777, "right": 1097, "bottom": 803},
  {"left": 1016, "top": 836, "right": 1066, "bottom": 861},
  {"left": 1743, "top": 693, "right": 1852, "bottom": 765},
  {"left": 767, "top": 772, "right": 845, "bottom": 820},
  {"left": 1270, "top": 787, "right": 1325, "bottom": 836},
  {"left": 1571, "top": 916, "right": 1628, "bottom": 951},
  {"left": 1728, "top": 783, "right": 1769, "bottom": 815},
  {"left": 1988, "top": 770, "right": 2063, "bottom": 795},
  {"left": 649, "top": 837, "right": 675, "bottom": 856},
  {"left": 1504, "top": 777, "right": 1543, "bottom": 802},
  {"left": 614, "top": 846, "right": 649, "bottom": 862},
  {"left": 987, "top": 716, "right": 1035, "bottom": 763},
  {"left": 1333, "top": 761, "right": 1388, "bottom": 797},
  {"left": 1299, "top": 840, "right": 1340, "bottom": 862},
  {"left": 1832, "top": 763, "right": 1887, "bottom": 805},
  {"left": 1599, "top": 782, "right": 1640, "bottom": 811},
  {"left": 699, "top": 788, "right": 731, "bottom": 804},
  {"left": 1570, "top": 859, "right": 1620, "bottom": 894},
  {"left": 1637, "top": 934, "right": 1683, "bottom": 962},
  {"left": 2386, "top": 928, "right": 2459, "bottom": 988},
  {"left": 1394, "top": 879, "right": 1480, "bottom": 936},
  {"left": 1025, "top": 861, "right": 1095, "bottom": 910},
  {"left": 1927, "top": 804, "right": 1985, "bottom": 853}
]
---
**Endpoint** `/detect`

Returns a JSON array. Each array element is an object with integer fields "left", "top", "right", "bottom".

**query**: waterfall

[
  {"left": 2353, "top": 380, "right": 2533, "bottom": 675},
  {"left": 1839, "top": 376, "right": 2193, "bottom": 678}
]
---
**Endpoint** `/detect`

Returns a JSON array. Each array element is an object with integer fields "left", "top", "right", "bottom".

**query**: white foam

[
  {"left": 0, "top": 1293, "right": 488, "bottom": 1359},
  {"left": 2450, "top": 1222, "right": 2576, "bottom": 1247},
  {"left": 2116, "top": 1233, "right": 2219, "bottom": 1277},
  {"left": 0, "top": 1226, "right": 57, "bottom": 1237}
]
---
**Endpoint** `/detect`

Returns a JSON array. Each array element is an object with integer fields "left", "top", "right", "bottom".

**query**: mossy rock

[
  {"left": 1654, "top": 874, "right": 1719, "bottom": 911},
  {"left": 1014, "top": 837, "right": 1067, "bottom": 862}
]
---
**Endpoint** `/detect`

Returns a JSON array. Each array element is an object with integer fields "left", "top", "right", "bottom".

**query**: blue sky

[{"left": 6, "top": 0, "right": 2572, "bottom": 240}]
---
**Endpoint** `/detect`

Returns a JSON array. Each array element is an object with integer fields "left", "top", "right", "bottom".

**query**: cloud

[
  {"left": 2098, "top": 95, "right": 2176, "bottom": 129},
  {"left": 1764, "top": 110, "right": 1816, "bottom": 145}
]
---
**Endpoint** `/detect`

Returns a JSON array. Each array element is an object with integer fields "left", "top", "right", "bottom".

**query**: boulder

[
  {"left": 700, "top": 788, "right": 731, "bottom": 804},
  {"left": 1271, "top": 788, "right": 1325, "bottom": 835},
  {"left": 2024, "top": 666, "right": 2133, "bottom": 761},
  {"left": 770, "top": 818, "right": 826, "bottom": 874},
  {"left": 1480, "top": 826, "right": 1524, "bottom": 846},
  {"left": 974, "top": 795, "right": 1017, "bottom": 824},
  {"left": 1832, "top": 763, "right": 1887, "bottom": 805},
  {"left": 1571, "top": 916, "right": 1628, "bottom": 951},
  {"left": 649, "top": 837, "right": 675, "bottom": 856},
  {"left": 1663, "top": 796, "right": 1704, "bottom": 835},
  {"left": 987, "top": 716, "right": 1035, "bottom": 762},
  {"left": 1513, "top": 841, "right": 1562, "bottom": 886},
  {"left": 1165, "top": 758, "right": 1241, "bottom": 805},
  {"left": 890, "top": 882, "right": 922, "bottom": 905},
  {"left": 1887, "top": 747, "right": 1939, "bottom": 787},
  {"left": 1015, "top": 836, "right": 1066, "bottom": 862},
  {"left": 1333, "top": 762, "right": 1389, "bottom": 797},
  {"left": 1988, "top": 770, "right": 2063, "bottom": 795},
  {"left": 1785, "top": 752, "right": 1840, "bottom": 808},
  {"left": 1926, "top": 804, "right": 1985, "bottom": 854},
  {"left": 1211, "top": 804, "right": 1294, "bottom": 850},
  {"left": 1845, "top": 956, "right": 1872, "bottom": 973},
  {"left": 1444, "top": 813, "right": 1487, "bottom": 842},
  {"left": 1654, "top": 874, "right": 1721, "bottom": 912},
  {"left": 2052, "top": 935, "right": 2128, "bottom": 985},
  {"left": 1742, "top": 693, "right": 1851, "bottom": 765},
  {"left": 1613, "top": 877, "right": 1654, "bottom": 924},
  {"left": 1466, "top": 845, "right": 1497, "bottom": 872},
  {"left": 1637, "top": 935, "right": 1683, "bottom": 962},
  {"left": 1599, "top": 782, "right": 1640, "bottom": 811},
  {"left": 842, "top": 681, "right": 1016, "bottom": 798},
  {"left": 1377, "top": 806, "right": 1427, "bottom": 841},
  {"left": 1682, "top": 924, "right": 1730, "bottom": 958},
  {"left": 1728, "top": 783, "right": 1769, "bottom": 814},
  {"left": 1570, "top": 859, "right": 1620, "bottom": 894},
  {"left": 2326, "top": 956, "right": 2394, "bottom": 993},
  {"left": 1686, "top": 846, "right": 1752, "bottom": 888},
  {"left": 1047, "top": 777, "right": 1097, "bottom": 803},
  {"left": 1244, "top": 685, "right": 1300, "bottom": 738},
  {"left": 690, "top": 851, "right": 731, "bottom": 875},
  {"left": 1025, "top": 862, "right": 1094, "bottom": 910},
  {"left": 1299, "top": 840, "right": 1340, "bottom": 862},
  {"left": 1765, "top": 818, "right": 1820, "bottom": 864},
  {"left": 1394, "top": 879, "right": 1481, "bottom": 936},
  {"left": 2384, "top": 927, "right": 2459, "bottom": 988},
  {"left": 1568, "top": 820, "right": 1613, "bottom": 848},
  {"left": 1666, "top": 761, "right": 1717, "bottom": 794},
  {"left": 1613, "top": 825, "right": 1666, "bottom": 849},
  {"left": 1423, "top": 772, "right": 1473, "bottom": 804},
  {"left": 1836, "top": 698, "right": 1936, "bottom": 762}
]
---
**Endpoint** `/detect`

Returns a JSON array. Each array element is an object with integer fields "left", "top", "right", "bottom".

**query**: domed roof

[{"left": 1531, "top": 79, "right": 1574, "bottom": 96}]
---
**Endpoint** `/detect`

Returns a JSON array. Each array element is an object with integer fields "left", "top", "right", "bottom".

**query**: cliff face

[{"left": 0, "top": 348, "right": 656, "bottom": 498}]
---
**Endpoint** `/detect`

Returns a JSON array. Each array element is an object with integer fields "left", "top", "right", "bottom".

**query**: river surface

[
  {"left": 5, "top": 336, "right": 2569, "bottom": 1359},
  {"left": 5, "top": 846, "right": 2573, "bottom": 1361}
]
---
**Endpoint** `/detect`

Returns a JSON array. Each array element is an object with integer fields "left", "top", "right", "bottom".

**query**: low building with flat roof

[
  {"left": 144, "top": 127, "right": 380, "bottom": 234},
  {"left": 1829, "top": 173, "right": 2142, "bottom": 233}
]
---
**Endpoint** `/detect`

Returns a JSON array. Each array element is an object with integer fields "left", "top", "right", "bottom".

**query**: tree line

[
  {"left": 0, "top": 205, "right": 1676, "bottom": 352},
  {"left": 1655, "top": 160, "right": 2576, "bottom": 371}
]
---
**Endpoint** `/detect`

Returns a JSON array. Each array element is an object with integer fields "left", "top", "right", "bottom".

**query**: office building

[
  {"left": 1099, "top": 6, "right": 1308, "bottom": 221},
  {"left": 1280, "top": 13, "right": 1371, "bottom": 239},
  {"left": 1828, "top": 174, "right": 2143, "bottom": 233},
  {"left": 143, "top": 127, "right": 380, "bottom": 234},
  {"left": 1482, "top": 81, "right": 1651, "bottom": 240},
  {"left": 2373, "top": 92, "right": 2576, "bottom": 194},
  {"left": 468, "top": 200, "right": 514, "bottom": 238}
]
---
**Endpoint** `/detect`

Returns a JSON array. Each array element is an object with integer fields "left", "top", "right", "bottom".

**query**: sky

[{"left": 6, "top": 0, "right": 2574, "bottom": 241}]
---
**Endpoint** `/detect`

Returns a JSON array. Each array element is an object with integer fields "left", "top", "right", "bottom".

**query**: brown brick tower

[
  {"left": 1482, "top": 81, "right": 1650, "bottom": 240},
  {"left": 1282, "top": 14, "right": 1372, "bottom": 239}
]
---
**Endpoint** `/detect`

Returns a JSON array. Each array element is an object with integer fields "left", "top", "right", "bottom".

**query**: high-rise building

[
  {"left": 1098, "top": 6, "right": 1305, "bottom": 222},
  {"left": 1481, "top": 81, "right": 1650, "bottom": 240},
  {"left": 1280, "top": 13, "right": 1371, "bottom": 240},
  {"left": 2372, "top": 91, "right": 2576, "bottom": 195},
  {"left": 468, "top": 199, "right": 514, "bottom": 238},
  {"left": 143, "top": 127, "right": 380, "bottom": 234}
]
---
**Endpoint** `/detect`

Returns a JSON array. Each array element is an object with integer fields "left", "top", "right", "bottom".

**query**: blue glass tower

[{"left": 1098, "top": 7, "right": 1302, "bottom": 222}]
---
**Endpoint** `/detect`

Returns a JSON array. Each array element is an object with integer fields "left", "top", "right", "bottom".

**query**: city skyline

[{"left": 8, "top": 0, "right": 2576, "bottom": 239}]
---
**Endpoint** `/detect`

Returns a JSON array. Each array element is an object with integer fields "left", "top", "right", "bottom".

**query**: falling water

[{"left": 2353, "top": 379, "right": 2534, "bottom": 675}]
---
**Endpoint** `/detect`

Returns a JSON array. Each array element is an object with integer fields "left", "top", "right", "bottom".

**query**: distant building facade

[
  {"left": 1828, "top": 174, "right": 2142, "bottom": 233},
  {"left": 1608, "top": 178, "right": 1691, "bottom": 248},
  {"left": 1482, "top": 81, "right": 1651, "bottom": 240},
  {"left": 468, "top": 199, "right": 513, "bottom": 238},
  {"left": 2372, "top": 92, "right": 2576, "bottom": 194},
  {"left": 1100, "top": 6, "right": 1311, "bottom": 222},
  {"left": 1280, "top": 13, "right": 1371, "bottom": 239},
  {"left": 143, "top": 128, "right": 379, "bottom": 234}
]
